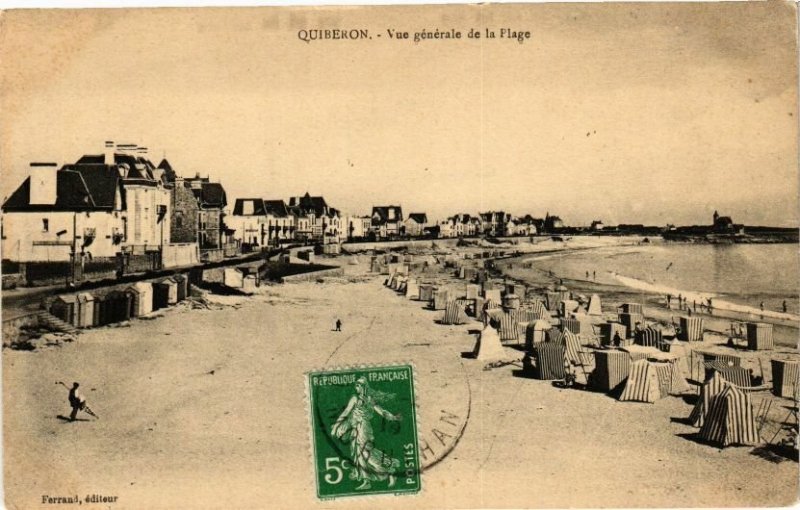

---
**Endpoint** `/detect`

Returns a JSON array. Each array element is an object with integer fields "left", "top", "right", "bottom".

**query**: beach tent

[
  {"left": 534, "top": 342, "right": 567, "bottom": 380},
  {"left": 592, "top": 350, "right": 630, "bottom": 392},
  {"left": 464, "top": 268, "right": 477, "bottom": 280},
  {"left": 545, "top": 291, "right": 571, "bottom": 311},
  {"left": 620, "top": 303, "right": 644, "bottom": 315},
  {"left": 442, "top": 301, "right": 469, "bottom": 325},
  {"left": 599, "top": 322, "right": 628, "bottom": 347},
  {"left": 525, "top": 320, "right": 552, "bottom": 351},
  {"left": 619, "top": 359, "right": 669, "bottom": 403},
  {"left": 689, "top": 371, "right": 728, "bottom": 427},
  {"left": 126, "top": 282, "right": 153, "bottom": 317},
  {"left": 223, "top": 268, "right": 244, "bottom": 289},
  {"left": 483, "top": 289, "right": 502, "bottom": 304},
  {"left": 432, "top": 289, "right": 450, "bottom": 310},
  {"left": 698, "top": 384, "right": 761, "bottom": 447},
  {"left": 473, "top": 324, "right": 507, "bottom": 362},
  {"left": 489, "top": 310, "right": 518, "bottom": 342},
  {"left": 559, "top": 299, "right": 581, "bottom": 317},
  {"left": 162, "top": 278, "right": 179, "bottom": 305},
  {"left": 406, "top": 281, "right": 420, "bottom": 300},
  {"left": 587, "top": 294, "right": 602, "bottom": 316},
  {"left": 746, "top": 323, "right": 774, "bottom": 351},
  {"left": 561, "top": 317, "right": 592, "bottom": 336},
  {"left": 618, "top": 312, "right": 645, "bottom": 338},
  {"left": 557, "top": 329, "right": 583, "bottom": 365},
  {"left": 771, "top": 359, "right": 799, "bottom": 398},
  {"left": 419, "top": 285, "right": 436, "bottom": 302},
  {"left": 75, "top": 292, "right": 96, "bottom": 328},
  {"left": 503, "top": 294, "right": 521, "bottom": 310},
  {"left": 704, "top": 361, "right": 750, "bottom": 388},
  {"left": 466, "top": 284, "right": 480, "bottom": 300},
  {"left": 526, "top": 300, "right": 550, "bottom": 321},
  {"left": 679, "top": 316, "right": 704, "bottom": 342},
  {"left": 635, "top": 326, "right": 663, "bottom": 348}
]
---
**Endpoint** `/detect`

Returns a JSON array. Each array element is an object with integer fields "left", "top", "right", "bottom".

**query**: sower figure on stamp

[{"left": 331, "top": 377, "right": 402, "bottom": 490}]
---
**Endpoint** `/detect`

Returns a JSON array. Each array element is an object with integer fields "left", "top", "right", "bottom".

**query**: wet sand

[{"left": 3, "top": 256, "right": 798, "bottom": 509}]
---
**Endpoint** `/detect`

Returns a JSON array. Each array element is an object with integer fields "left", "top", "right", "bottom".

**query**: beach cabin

[
  {"left": 635, "top": 326, "right": 663, "bottom": 348},
  {"left": 126, "top": 282, "right": 153, "bottom": 317},
  {"left": 619, "top": 312, "right": 645, "bottom": 338},
  {"left": 432, "top": 289, "right": 450, "bottom": 310},
  {"left": 592, "top": 350, "right": 631, "bottom": 392},
  {"left": 75, "top": 293, "right": 96, "bottom": 328},
  {"left": 525, "top": 320, "right": 551, "bottom": 351},
  {"left": 173, "top": 274, "right": 189, "bottom": 302},
  {"left": 223, "top": 268, "right": 244, "bottom": 289},
  {"left": 533, "top": 342, "right": 567, "bottom": 380},
  {"left": 599, "top": 322, "right": 628, "bottom": 347},
  {"left": 243, "top": 274, "right": 258, "bottom": 294},
  {"left": 746, "top": 322, "right": 773, "bottom": 350},
  {"left": 620, "top": 303, "right": 644, "bottom": 315},
  {"left": 770, "top": 359, "right": 798, "bottom": 398},
  {"left": 152, "top": 281, "right": 171, "bottom": 311},
  {"left": 679, "top": 316, "right": 704, "bottom": 342},
  {"left": 503, "top": 294, "right": 521, "bottom": 310},
  {"left": 483, "top": 288, "right": 502, "bottom": 304},
  {"left": 50, "top": 294, "right": 78, "bottom": 326}
]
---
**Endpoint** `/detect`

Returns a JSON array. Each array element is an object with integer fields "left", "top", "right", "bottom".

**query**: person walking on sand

[
  {"left": 335, "top": 319, "right": 342, "bottom": 332},
  {"left": 693, "top": 300, "right": 697, "bottom": 313},
  {"left": 677, "top": 294, "right": 683, "bottom": 311},
  {"left": 783, "top": 300, "right": 788, "bottom": 314},
  {"left": 760, "top": 302, "right": 765, "bottom": 316},
  {"left": 667, "top": 294, "right": 672, "bottom": 309},
  {"left": 593, "top": 270, "right": 596, "bottom": 281},
  {"left": 68, "top": 382, "right": 86, "bottom": 422}
]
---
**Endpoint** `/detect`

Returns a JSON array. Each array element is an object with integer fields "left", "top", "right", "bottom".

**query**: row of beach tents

[{"left": 380, "top": 261, "right": 797, "bottom": 449}]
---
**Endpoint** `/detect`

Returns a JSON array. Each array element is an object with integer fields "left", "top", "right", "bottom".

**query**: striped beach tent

[
  {"left": 592, "top": 350, "right": 630, "bottom": 392},
  {"left": 620, "top": 303, "right": 644, "bottom": 315},
  {"left": 442, "top": 301, "right": 469, "bottom": 325},
  {"left": 619, "top": 360, "right": 667, "bottom": 403},
  {"left": 490, "top": 311, "right": 518, "bottom": 342},
  {"left": 561, "top": 330, "right": 582, "bottom": 365},
  {"left": 527, "top": 300, "right": 550, "bottom": 321},
  {"left": 473, "top": 324, "right": 507, "bottom": 362},
  {"left": 546, "top": 328, "right": 565, "bottom": 345},
  {"left": 618, "top": 313, "right": 645, "bottom": 338},
  {"left": 679, "top": 316, "right": 704, "bottom": 341},
  {"left": 704, "top": 362, "right": 750, "bottom": 389},
  {"left": 771, "top": 359, "right": 799, "bottom": 398},
  {"left": 689, "top": 371, "right": 727, "bottom": 427},
  {"left": 746, "top": 323, "right": 774, "bottom": 351},
  {"left": 635, "top": 326, "right": 663, "bottom": 348},
  {"left": 534, "top": 342, "right": 567, "bottom": 380},
  {"left": 698, "top": 384, "right": 761, "bottom": 447}
]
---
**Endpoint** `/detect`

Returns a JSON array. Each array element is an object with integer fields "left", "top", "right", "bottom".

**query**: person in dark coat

[
  {"left": 335, "top": 319, "right": 342, "bottom": 332},
  {"left": 68, "top": 382, "right": 86, "bottom": 422}
]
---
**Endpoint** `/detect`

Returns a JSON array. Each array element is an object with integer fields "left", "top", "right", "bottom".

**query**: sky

[{"left": 0, "top": 3, "right": 797, "bottom": 226}]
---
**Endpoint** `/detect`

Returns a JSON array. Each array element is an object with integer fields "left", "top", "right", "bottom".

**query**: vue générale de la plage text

[{"left": 297, "top": 28, "right": 532, "bottom": 44}]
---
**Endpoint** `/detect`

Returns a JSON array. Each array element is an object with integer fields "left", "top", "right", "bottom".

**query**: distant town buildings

[{"left": 371, "top": 206, "right": 404, "bottom": 239}]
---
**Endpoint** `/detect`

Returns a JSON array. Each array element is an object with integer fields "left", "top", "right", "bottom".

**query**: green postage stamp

[{"left": 307, "top": 364, "right": 421, "bottom": 499}]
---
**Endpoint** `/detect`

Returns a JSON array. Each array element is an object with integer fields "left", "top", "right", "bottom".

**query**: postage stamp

[{"left": 307, "top": 364, "right": 421, "bottom": 499}]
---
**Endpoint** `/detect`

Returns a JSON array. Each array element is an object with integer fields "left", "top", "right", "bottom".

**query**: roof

[
  {"left": 264, "top": 199, "right": 290, "bottom": 217},
  {"left": 290, "top": 192, "right": 331, "bottom": 217},
  {"left": 232, "top": 198, "right": 266, "bottom": 216},
  {"left": 371, "top": 206, "right": 403, "bottom": 225},
  {"left": 408, "top": 213, "right": 428, "bottom": 224},
  {"left": 2, "top": 165, "right": 121, "bottom": 212},
  {"left": 191, "top": 182, "right": 227, "bottom": 209}
]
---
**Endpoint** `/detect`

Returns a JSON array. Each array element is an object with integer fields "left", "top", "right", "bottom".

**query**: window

[{"left": 42, "top": 218, "right": 49, "bottom": 232}]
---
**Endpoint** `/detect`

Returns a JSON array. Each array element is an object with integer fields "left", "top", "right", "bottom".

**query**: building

[
  {"left": 264, "top": 199, "right": 295, "bottom": 244},
  {"left": 543, "top": 212, "right": 564, "bottom": 233},
  {"left": 183, "top": 174, "right": 227, "bottom": 250},
  {"left": 404, "top": 213, "right": 428, "bottom": 237},
  {"left": 371, "top": 206, "right": 404, "bottom": 239},
  {"left": 590, "top": 220, "right": 605, "bottom": 231},
  {"left": 2, "top": 143, "right": 172, "bottom": 265},
  {"left": 289, "top": 192, "right": 340, "bottom": 243},
  {"left": 479, "top": 211, "right": 508, "bottom": 237},
  {"left": 448, "top": 214, "right": 481, "bottom": 237},
  {"left": 230, "top": 198, "right": 268, "bottom": 248},
  {"left": 712, "top": 211, "right": 744, "bottom": 234},
  {"left": 342, "top": 215, "right": 372, "bottom": 241}
]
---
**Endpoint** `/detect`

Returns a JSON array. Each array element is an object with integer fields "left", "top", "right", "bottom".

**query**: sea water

[{"left": 527, "top": 242, "right": 799, "bottom": 320}]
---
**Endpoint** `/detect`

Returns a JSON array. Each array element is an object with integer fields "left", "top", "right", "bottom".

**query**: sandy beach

[{"left": 3, "top": 243, "right": 799, "bottom": 509}]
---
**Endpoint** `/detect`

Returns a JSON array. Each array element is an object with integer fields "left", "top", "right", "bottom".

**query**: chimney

[
  {"left": 29, "top": 162, "right": 58, "bottom": 205},
  {"left": 104, "top": 140, "right": 115, "bottom": 165}
]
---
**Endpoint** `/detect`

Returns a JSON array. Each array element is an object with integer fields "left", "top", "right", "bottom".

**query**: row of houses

[{"left": 1, "top": 142, "right": 230, "bottom": 269}]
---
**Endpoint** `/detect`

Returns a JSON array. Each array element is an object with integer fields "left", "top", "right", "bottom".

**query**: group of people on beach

[{"left": 666, "top": 294, "right": 710, "bottom": 316}]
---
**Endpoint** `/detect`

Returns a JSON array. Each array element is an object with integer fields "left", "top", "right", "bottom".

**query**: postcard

[{"left": 1, "top": 2, "right": 798, "bottom": 509}]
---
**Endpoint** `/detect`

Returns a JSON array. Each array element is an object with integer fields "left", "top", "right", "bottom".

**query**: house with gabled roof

[
  {"left": 403, "top": 213, "right": 428, "bottom": 237},
  {"left": 371, "top": 205, "right": 404, "bottom": 239},
  {"left": 2, "top": 142, "right": 172, "bottom": 263}
]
